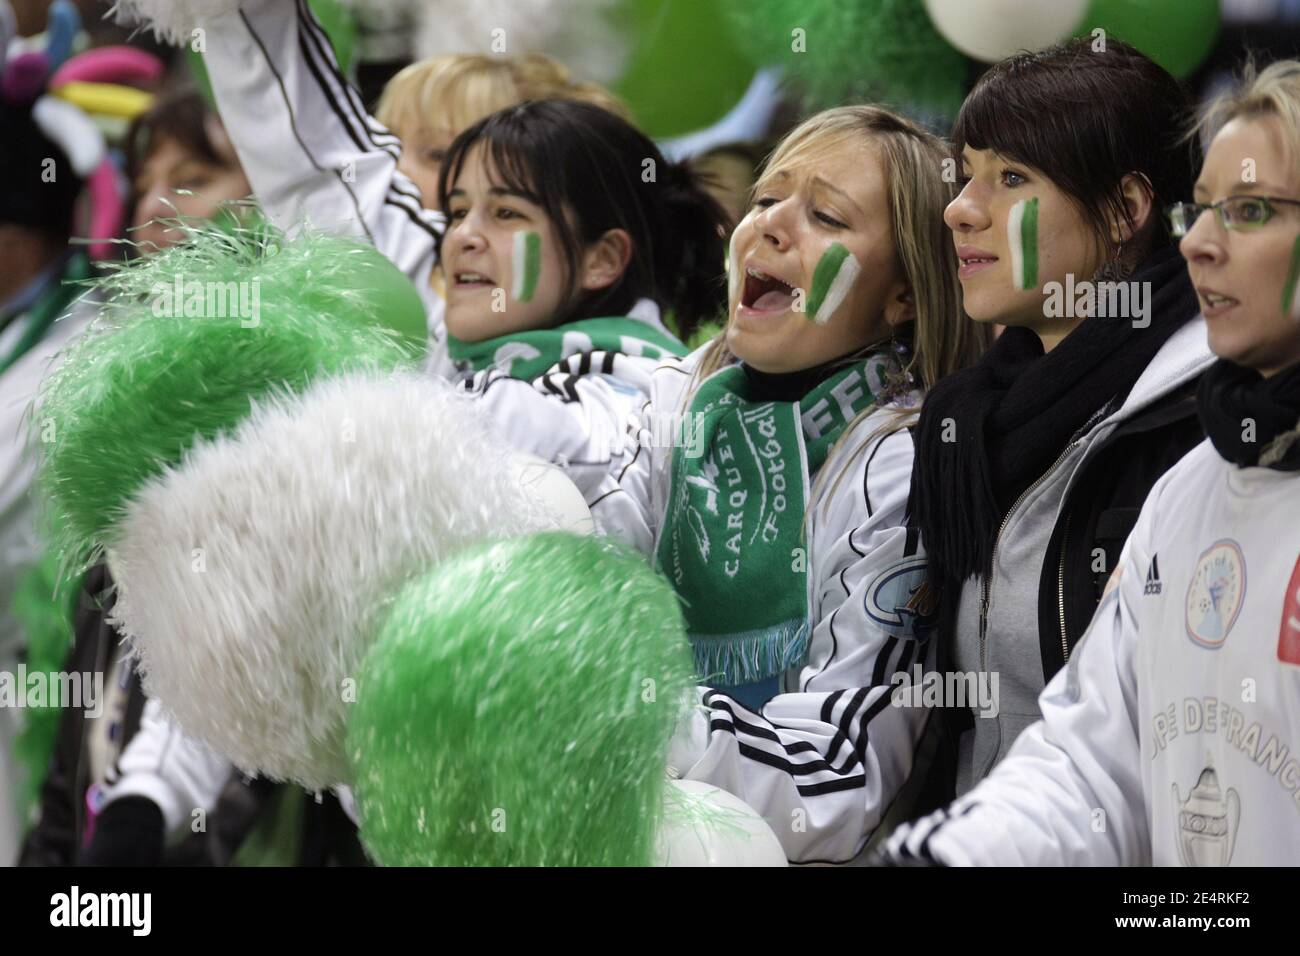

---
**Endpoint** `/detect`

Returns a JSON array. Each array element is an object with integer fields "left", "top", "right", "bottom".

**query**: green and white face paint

[
  {"left": 1283, "top": 234, "right": 1300, "bottom": 321},
  {"left": 805, "top": 242, "right": 861, "bottom": 326},
  {"left": 511, "top": 230, "right": 542, "bottom": 304},
  {"left": 1007, "top": 197, "right": 1040, "bottom": 291}
]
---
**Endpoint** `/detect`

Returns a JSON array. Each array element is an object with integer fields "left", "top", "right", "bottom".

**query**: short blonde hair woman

[{"left": 377, "top": 53, "right": 628, "bottom": 208}]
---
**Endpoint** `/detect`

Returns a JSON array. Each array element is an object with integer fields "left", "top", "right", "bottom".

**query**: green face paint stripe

[
  {"left": 1008, "top": 197, "right": 1039, "bottom": 291},
  {"left": 512, "top": 231, "right": 541, "bottom": 303},
  {"left": 1283, "top": 234, "right": 1300, "bottom": 319},
  {"left": 806, "top": 243, "right": 858, "bottom": 324},
  {"left": 1022, "top": 197, "right": 1039, "bottom": 290}
]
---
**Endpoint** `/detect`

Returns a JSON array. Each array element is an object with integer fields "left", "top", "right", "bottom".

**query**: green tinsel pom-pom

[
  {"left": 348, "top": 532, "right": 696, "bottom": 866},
  {"left": 9, "top": 548, "right": 81, "bottom": 818},
  {"left": 719, "top": 0, "right": 968, "bottom": 118},
  {"left": 34, "top": 220, "right": 423, "bottom": 570}
]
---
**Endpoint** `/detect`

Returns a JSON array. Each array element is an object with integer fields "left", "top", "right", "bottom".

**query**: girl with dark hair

[
  {"left": 909, "top": 38, "right": 1215, "bottom": 803},
  {"left": 436, "top": 98, "right": 727, "bottom": 366},
  {"left": 884, "top": 59, "right": 1300, "bottom": 866}
]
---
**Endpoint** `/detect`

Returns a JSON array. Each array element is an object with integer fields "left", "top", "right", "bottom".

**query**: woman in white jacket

[
  {"left": 883, "top": 59, "right": 1300, "bottom": 867},
  {"left": 592, "top": 106, "right": 988, "bottom": 863}
]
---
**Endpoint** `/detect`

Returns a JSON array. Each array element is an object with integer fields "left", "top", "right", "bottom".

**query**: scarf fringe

[{"left": 691, "top": 620, "right": 810, "bottom": 686}]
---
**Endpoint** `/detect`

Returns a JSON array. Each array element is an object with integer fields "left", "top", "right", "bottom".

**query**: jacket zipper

[
  {"left": 978, "top": 440, "right": 1081, "bottom": 698},
  {"left": 1057, "top": 512, "right": 1072, "bottom": 663},
  {"left": 74, "top": 616, "right": 112, "bottom": 851}
]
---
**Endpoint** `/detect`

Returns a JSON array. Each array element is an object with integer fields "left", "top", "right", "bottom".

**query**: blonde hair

[
  {"left": 689, "top": 106, "right": 989, "bottom": 507},
  {"left": 1195, "top": 58, "right": 1300, "bottom": 179},
  {"left": 376, "top": 52, "right": 630, "bottom": 140}
]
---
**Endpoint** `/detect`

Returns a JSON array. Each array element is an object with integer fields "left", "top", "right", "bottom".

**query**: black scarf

[
  {"left": 912, "top": 246, "right": 1199, "bottom": 585},
  {"left": 1198, "top": 359, "right": 1300, "bottom": 470}
]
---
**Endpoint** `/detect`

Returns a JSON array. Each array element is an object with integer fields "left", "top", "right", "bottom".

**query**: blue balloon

[{"left": 45, "top": 0, "right": 80, "bottom": 71}]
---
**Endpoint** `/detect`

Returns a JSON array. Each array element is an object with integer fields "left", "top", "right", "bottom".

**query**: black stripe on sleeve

[
  {"left": 296, "top": 0, "right": 400, "bottom": 158},
  {"left": 295, "top": 0, "right": 442, "bottom": 244},
  {"left": 238, "top": 10, "right": 376, "bottom": 246}
]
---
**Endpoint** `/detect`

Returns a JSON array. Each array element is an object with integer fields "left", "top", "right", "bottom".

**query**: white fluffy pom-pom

[
  {"left": 110, "top": 0, "right": 248, "bottom": 45},
  {"left": 107, "top": 370, "right": 578, "bottom": 790}
]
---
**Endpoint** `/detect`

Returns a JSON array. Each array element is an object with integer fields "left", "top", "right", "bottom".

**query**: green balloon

[
  {"left": 204, "top": 209, "right": 426, "bottom": 352},
  {"left": 717, "top": 0, "right": 967, "bottom": 118},
  {"left": 614, "top": 0, "right": 756, "bottom": 139},
  {"left": 324, "top": 244, "right": 429, "bottom": 354},
  {"left": 1083, "top": 0, "right": 1220, "bottom": 78}
]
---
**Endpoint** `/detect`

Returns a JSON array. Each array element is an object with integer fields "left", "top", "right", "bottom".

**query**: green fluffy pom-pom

[
  {"left": 348, "top": 532, "right": 696, "bottom": 867},
  {"left": 720, "top": 0, "right": 968, "bottom": 118},
  {"left": 35, "top": 219, "right": 422, "bottom": 570},
  {"left": 9, "top": 547, "right": 81, "bottom": 818}
]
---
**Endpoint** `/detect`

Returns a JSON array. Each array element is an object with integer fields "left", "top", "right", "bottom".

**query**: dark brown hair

[
  {"left": 954, "top": 37, "right": 1197, "bottom": 258},
  {"left": 125, "top": 88, "right": 237, "bottom": 188},
  {"left": 437, "top": 99, "right": 729, "bottom": 339}
]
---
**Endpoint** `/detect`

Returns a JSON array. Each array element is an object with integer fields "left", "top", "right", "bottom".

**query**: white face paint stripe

[
  {"left": 812, "top": 251, "right": 861, "bottom": 325},
  {"left": 1007, "top": 200, "right": 1026, "bottom": 291}
]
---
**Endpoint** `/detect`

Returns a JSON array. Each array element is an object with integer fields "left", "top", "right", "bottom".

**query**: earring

[{"left": 1092, "top": 243, "right": 1129, "bottom": 283}]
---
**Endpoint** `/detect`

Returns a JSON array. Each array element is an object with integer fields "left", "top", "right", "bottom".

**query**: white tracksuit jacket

[
  {"left": 605, "top": 349, "right": 936, "bottom": 864},
  {"left": 886, "top": 438, "right": 1300, "bottom": 866}
]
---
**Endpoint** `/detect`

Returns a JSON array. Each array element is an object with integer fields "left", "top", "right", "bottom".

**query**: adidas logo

[{"left": 1144, "top": 554, "right": 1163, "bottom": 596}]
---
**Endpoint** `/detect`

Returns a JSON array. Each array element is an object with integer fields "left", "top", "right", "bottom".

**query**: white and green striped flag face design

[
  {"left": 805, "top": 242, "right": 861, "bottom": 325},
  {"left": 512, "top": 230, "right": 542, "bottom": 303},
  {"left": 1284, "top": 234, "right": 1300, "bottom": 321},
  {"left": 1007, "top": 197, "right": 1040, "bottom": 291}
]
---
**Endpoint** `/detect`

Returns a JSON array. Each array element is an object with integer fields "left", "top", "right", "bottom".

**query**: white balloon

[
  {"left": 657, "top": 779, "right": 787, "bottom": 867},
  {"left": 923, "top": 0, "right": 1090, "bottom": 63},
  {"left": 506, "top": 453, "right": 594, "bottom": 537}
]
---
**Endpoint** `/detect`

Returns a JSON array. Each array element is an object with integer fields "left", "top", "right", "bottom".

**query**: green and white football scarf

[
  {"left": 657, "top": 348, "right": 902, "bottom": 685},
  {"left": 446, "top": 315, "right": 688, "bottom": 379}
]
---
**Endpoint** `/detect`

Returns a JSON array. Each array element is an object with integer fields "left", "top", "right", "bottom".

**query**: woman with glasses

[
  {"left": 900, "top": 37, "right": 1215, "bottom": 815},
  {"left": 883, "top": 59, "right": 1300, "bottom": 866}
]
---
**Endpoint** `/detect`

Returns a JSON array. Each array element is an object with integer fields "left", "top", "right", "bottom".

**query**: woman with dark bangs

[
  {"left": 908, "top": 38, "right": 1213, "bottom": 804},
  {"left": 126, "top": 88, "right": 253, "bottom": 253}
]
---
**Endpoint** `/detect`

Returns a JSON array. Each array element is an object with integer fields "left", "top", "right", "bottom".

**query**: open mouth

[
  {"left": 741, "top": 266, "right": 797, "bottom": 313},
  {"left": 1199, "top": 289, "right": 1240, "bottom": 318},
  {"left": 453, "top": 270, "right": 495, "bottom": 289}
]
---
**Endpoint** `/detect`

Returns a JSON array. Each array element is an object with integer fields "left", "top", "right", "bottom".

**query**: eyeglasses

[{"left": 1166, "top": 195, "right": 1300, "bottom": 238}]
